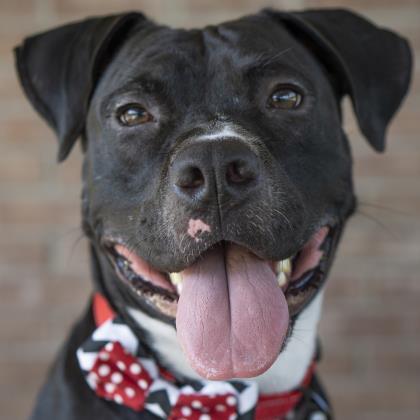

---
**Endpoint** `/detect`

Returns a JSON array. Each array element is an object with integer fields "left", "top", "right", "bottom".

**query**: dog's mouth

[{"left": 105, "top": 224, "right": 337, "bottom": 380}]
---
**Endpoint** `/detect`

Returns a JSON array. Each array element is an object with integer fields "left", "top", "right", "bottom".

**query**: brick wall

[{"left": 1, "top": 1, "right": 419, "bottom": 419}]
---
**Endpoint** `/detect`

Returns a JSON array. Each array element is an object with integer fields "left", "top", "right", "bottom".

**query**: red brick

[
  {"left": 0, "top": 198, "right": 80, "bottom": 226},
  {"left": 0, "top": 153, "right": 42, "bottom": 183},
  {"left": 0, "top": 240, "right": 48, "bottom": 267},
  {"left": 1, "top": 2, "right": 419, "bottom": 419}
]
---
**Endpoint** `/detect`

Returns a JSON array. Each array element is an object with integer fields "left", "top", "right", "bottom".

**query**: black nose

[{"left": 171, "top": 139, "right": 260, "bottom": 203}]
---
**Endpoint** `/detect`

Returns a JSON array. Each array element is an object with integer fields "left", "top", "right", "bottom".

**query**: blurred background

[{"left": 1, "top": 0, "right": 419, "bottom": 419}]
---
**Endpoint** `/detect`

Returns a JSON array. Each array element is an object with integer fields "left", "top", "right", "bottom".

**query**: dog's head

[{"left": 15, "top": 9, "right": 411, "bottom": 380}]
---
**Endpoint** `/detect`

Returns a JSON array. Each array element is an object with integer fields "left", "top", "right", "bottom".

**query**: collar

[{"left": 76, "top": 293, "right": 330, "bottom": 419}]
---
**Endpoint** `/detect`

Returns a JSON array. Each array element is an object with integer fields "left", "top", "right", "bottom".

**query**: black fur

[{"left": 15, "top": 8, "right": 411, "bottom": 419}]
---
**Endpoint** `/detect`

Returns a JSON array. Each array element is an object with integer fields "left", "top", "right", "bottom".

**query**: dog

[{"left": 15, "top": 8, "right": 412, "bottom": 420}]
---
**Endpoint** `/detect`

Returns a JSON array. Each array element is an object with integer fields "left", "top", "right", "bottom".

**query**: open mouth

[{"left": 105, "top": 224, "right": 338, "bottom": 379}]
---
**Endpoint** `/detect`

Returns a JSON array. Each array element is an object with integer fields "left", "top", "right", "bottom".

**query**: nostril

[
  {"left": 226, "top": 160, "right": 256, "bottom": 184},
  {"left": 175, "top": 166, "right": 205, "bottom": 190}
]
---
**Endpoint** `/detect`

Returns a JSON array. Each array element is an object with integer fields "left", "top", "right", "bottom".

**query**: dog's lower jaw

[{"left": 127, "top": 290, "right": 324, "bottom": 394}]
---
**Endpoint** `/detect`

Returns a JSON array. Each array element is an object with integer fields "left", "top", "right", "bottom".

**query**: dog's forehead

[{"left": 98, "top": 16, "right": 314, "bottom": 95}]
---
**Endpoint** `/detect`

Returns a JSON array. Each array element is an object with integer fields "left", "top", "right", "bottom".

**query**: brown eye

[
  {"left": 268, "top": 88, "right": 302, "bottom": 109},
  {"left": 117, "top": 104, "right": 153, "bottom": 126}
]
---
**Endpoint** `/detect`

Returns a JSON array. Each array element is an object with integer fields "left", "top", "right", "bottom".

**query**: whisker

[
  {"left": 358, "top": 200, "right": 414, "bottom": 218},
  {"left": 290, "top": 334, "right": 312, "bottom": 349},
  {"left": 56, "top": 225, "right": 84, "bottom": 239},
  {"left": 354, "top": 209, "right": 398, "bottom": 239}
]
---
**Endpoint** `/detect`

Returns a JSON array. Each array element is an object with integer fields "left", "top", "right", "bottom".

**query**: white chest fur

[{"left": 128, "top": 291, "right": 324, "bottom": 394}]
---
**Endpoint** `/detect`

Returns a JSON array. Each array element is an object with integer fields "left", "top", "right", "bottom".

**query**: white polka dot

[
  {"left": 216, "top": 404, "right": 226, "bottom": 412},
  {"left": 191, "top": 400, "right": 202, "bottom": 409},
  {"left": 138, "top": 379, "right": 148, "bottom": 390},
  {"left": 229, "top": 415, "right": 237, "bottom": 420},
  {"left": 130, "top": 363, "right": 142, "bottom": 375},
  {"left": 105, "top": 342, "right": 114, "bottom": 352},
  {"left": 98, "top": 365, "right": 110, "bottom": 377},
  {"left": 89, "top": 372, "right": 98, "bottom": 381},
  {"left": 111, "top": 372, "right": 123, "bottom": 384},
  {"left": 310, "top": 412, "right": 327, "bottom": 420},
  {"left": 105, "top": 383, "right": 116, "bottom": 393},
  {"left": 226, "top": 396, "right": 236, "bottom": 406},
  {"left": 181, "top": 406, "right": 192, "bottom": 416},
  {"left": 125, "top": 387, "right": 135, "bottom": 398},
  {"left": 199, "top": 415, "right": 211, "bottom": 420},
  {"left": 99, "top": 352, "right": 110, "bottom": 361},
  {"left": 86, "top": 373, "right": 98, "bottom": 388},
  {"left": 114, "top": 394, "right": 123, "bottom": 404},
  {"left": 116, "top": 361, "right": 126, "bottom": 371}
]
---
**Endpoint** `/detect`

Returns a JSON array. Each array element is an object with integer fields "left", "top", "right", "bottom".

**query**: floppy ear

[
  {"left": 264, "top": 8, "right": 412, "bottom": 152},
  {"left": 14, "top": 12, "right": 145, "bottom": 161}
]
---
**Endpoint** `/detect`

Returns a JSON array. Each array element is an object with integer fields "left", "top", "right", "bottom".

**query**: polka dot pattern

[
  {"left": 79, "top": 300, "right": 326, "bottom": 419},
  {"left": 130, "top": 363, "right": 142, "bottom": 375},
  {"left": 104, "top": 383, "right": 116, "bottom": 393},
  {"left": 169, "top": 393, "right": 237, "bottom": 420},
  {"left": 90, "top": 341, "right": 152, "bottom": 412},
  {"left": 116, "top": 361, "right": 126, "bottom": 371},
  {"left": 181, "top": 406, "right": 192, "bottom": 416}
]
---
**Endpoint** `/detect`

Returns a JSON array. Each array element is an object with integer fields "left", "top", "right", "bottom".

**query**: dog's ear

[
  {"left": 264, "top": 8, "right": 412, "bottom": 152},
  {"left": 14, "top": 13, "right": 145, "bottom": 161}
]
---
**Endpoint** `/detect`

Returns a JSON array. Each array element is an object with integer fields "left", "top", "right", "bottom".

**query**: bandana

[{"left": 76, "top": 293, "right": 331, "bottom": 419}]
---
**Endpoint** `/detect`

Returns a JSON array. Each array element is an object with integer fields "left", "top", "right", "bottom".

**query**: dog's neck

[{"left": 127, "top": 291, "right": 324, "bottom": 394}]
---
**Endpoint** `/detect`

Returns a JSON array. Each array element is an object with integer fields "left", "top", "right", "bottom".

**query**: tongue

[{"left": 176, "top": 243, "right": 289, "bottom": 380}]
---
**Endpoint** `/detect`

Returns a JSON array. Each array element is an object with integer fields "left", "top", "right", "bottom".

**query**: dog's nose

[
  {"left": 171, "top": 139, "right": 260, "bottom": 203},
  {"left": 174, "top": 164, "right": 206, "bottom": 191}
]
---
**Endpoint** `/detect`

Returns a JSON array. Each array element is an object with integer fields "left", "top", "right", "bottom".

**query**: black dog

[{"left": 15, "top": 8, "right": 411, "bottom": 420}]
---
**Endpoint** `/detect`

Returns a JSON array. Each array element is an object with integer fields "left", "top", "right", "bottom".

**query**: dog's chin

[{"left": 102, "top": 222, "right": 339, "bottom": 380}]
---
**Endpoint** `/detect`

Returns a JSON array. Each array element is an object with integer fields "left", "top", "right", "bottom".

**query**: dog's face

[
  {"left": 16, "top": 10, "right": 411, "bottom": 380},
  {"left": 86, "top": 18, "right": 353, "bottom": 378},
  {"left": 87, "top": 16, "right": 352, "bottom": 307}
]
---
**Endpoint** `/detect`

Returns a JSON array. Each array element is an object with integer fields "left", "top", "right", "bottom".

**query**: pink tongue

[{"left": 176, "top": 244, "right": 289, "bottom": 380}]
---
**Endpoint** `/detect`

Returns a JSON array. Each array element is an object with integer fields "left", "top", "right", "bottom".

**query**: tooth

[
  {"left": 169, "top": 272, "right": 183, "bottom": 293},
  {"left": 169, "top": 272, "right": 182, "bottom": 285},
  {"left": 276, "top": 258, "right": 292, "bottom": 275},
  {"left": 277, "top": 271, "right": 288, "bottom": 288}
]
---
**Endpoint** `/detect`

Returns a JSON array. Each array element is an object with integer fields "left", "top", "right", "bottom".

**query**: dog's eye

[
  {"left": 117, "top": 104, "right": 153, "bottom": 126},
  {"left": 268, "top": 88, "right": 302, "bottom": 109}
]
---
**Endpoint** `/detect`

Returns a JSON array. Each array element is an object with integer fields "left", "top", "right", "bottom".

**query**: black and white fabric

[{"left": 77, "top": 315, "right": 259, "bottom": 419}]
